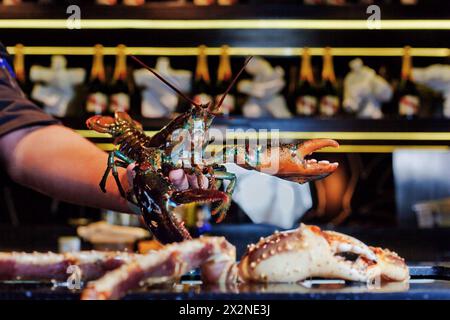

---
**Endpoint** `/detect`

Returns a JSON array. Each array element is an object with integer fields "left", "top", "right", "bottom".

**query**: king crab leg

[
  {"left": 0, "top": 251, "right": 136, "bottom": 282},
  {"left": 81, "top": 237, "right": 236, "bottom": 300}
]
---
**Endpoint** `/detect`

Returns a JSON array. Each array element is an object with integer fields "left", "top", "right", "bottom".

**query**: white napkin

[{"left": 224, "top": 163, "right": 312, "bottom": 229}]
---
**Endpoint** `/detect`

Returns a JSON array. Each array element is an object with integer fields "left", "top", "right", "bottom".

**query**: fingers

[
  {"left": 126, "top": 162, "right": 137, "bottom": 188},
  {"left": 187, "top": 173, "right": 209, "bottom": 189},
  {"left": 168, "top": 169, "right": 209, "bottom": 190},
  {"left": 169, "top": 169, "right": 189, "bottom": 190}
]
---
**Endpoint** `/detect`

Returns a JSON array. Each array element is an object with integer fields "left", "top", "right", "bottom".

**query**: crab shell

[{"left": 238, "top": 224, "right": 409, "bottom": 284}]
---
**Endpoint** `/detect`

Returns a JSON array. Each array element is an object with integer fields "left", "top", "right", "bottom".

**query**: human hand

[
  {"left": 125, "top": 164, "right": 209, "bottom": 193},
  {"left": 168, "top": 168, "right": 209, "bottom": 190}
]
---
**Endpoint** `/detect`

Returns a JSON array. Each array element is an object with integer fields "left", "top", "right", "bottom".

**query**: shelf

[
  {"left": 6, "top": 46, "right": 449, "bottom": 57},
  {"left": 1, "top": 3, "right": 449, "bottom": 49},
  {"left": 68, "top": 117, "right": 450, "bottom": 153},
  {"left": 1, "top": 3, "right": 449, "bottom": 20},
  {"left": 67, "top": 116, "right": 450, "bottom": 132}
]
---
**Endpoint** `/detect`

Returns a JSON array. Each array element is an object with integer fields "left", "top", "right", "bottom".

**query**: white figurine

[
  {"left": 413, "top": 64, "right": 450, "bottom": 118},
  {"left": 343, "top": 58, "right": 393, "bottom": 119},
  {"left": 30, "top": 55, "right": 85, "bottom": 117},
  {"left": 134, "top": 57, "right": 192, "bottom": 118},
  {"left": 237, "top": 57, "right": 292, "bottom": 118}
]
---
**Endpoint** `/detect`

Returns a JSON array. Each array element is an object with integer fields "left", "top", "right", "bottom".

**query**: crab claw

[
  {"left": 322, "top": 230, "right": 378, "bottom": 262},
  {"left": 237, "top": 224, "right": 409, "bottom": 284}
]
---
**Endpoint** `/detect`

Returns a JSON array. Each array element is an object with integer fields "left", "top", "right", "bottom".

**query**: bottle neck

[
  {"left": 322, "top": 49, "right": 336, "bottom": 83},
  {"left": 401, "top": 49, "right": 413, "bottom": 82},
  {"left": 13, "top": 45, "right": 25, "bottom": 83},
  {"left": 300, "top": 50, "right": 314, "bottom": 84},
  {"left": 217, "top": 48, "right": 232, "bottom": 83},
  {"left": 91, "top": 49, "right": 106, "bottom": 82},
  {"left": 113, "top": 47, "right": 127, "bottom": 82},
  {"left": 196, "top": 47, "right": 210, "bottom": 83}
]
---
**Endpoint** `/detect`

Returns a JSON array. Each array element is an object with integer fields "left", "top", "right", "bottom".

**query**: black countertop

[{"left": 1, "top": 266, "right": 450, "bottom": 300}]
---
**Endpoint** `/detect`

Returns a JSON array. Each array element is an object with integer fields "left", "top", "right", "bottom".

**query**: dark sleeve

[{"left": 0, "top": 43, "right": 60, "bottom": 138}]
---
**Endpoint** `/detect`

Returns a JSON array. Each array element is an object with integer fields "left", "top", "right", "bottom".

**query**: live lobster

[{"left": 86, "top": 55, "right": 339, "bottom": 244}]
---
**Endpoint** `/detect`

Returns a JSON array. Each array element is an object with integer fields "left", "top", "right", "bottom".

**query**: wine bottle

[
  {"left": 397, "top": 46, "right": 420, "bottom": 119},
  {"left": 109, "top": 44, "right": 130, "bottom": 113},
  {"left": 193, "top": 0, "right": 215, "bottom": 5},
  {"left": 296, "top": 48, "right": 318, "bottom": 116},
  {"left": 319, "top": 47, "right": 340, "bottom": 117},
  {"left": 217, "top": 0, "right": 238, "bottom": 5},
  {"left": 13, "top": 43, "right": 29, "bottom": 94},
  {"left": 86, "top": 44, "right": 108, "bottom": 115},
  {"left": 215, "top": 45, "right": 235, "bottom": 116},
  {"left": 192, "top": 45, "right": 212, "bottom": 106}
]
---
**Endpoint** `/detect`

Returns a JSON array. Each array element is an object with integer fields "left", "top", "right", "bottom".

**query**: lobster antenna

[
  {"left": 130, "top": 55, "right": 201, "bottom": 108},
  {"left": 214, "top": 56, "right": 253, "bottom": 112}
]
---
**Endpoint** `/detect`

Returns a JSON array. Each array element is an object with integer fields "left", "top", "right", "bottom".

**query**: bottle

[
  {"left": 217, "top": 0, "right": 238, "bottom": 5},
  {"left": 319, "top": 47, "right": 340, "bottom": 117},
  {"left": 397, "top": 46, "right": 420, "bottom": 119},
  {"left": 193, "top": 0, "right": 215, "bottom": 5},
  {"left": 12, "top": 43, "right": 28, "bottom": 93},
  {"left": 296, "top": 48, "right": 318, "bottom": 116},
  {"left": 192, "top": 45, "right": 212, "bottom": 106},
  {"left": 86, "top": 44, "right": 108, "bottom": 115},
  {"left": 109, "top": 44, "right": 130, "bottom": 113},
  {"left": 215, "top": 45, "right": 235, "bottom": 116}
]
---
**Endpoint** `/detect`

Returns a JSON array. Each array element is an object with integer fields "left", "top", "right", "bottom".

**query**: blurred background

[{"left": 0, "top": 0, "right": 449, "bottom": 261}]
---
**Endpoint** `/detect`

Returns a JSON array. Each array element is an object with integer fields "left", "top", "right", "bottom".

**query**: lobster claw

[
  {"left": 86, "top": 115, "right": 116, "bottom": 133},
  {"left": 235, "top": 138, "right": 339, "bottom": 184},
  {"left": 273, "top": 139, "right": 339, "bottom": 183},
  {"left": 86, "top": 112, "right": 142, "bottom": 135}
]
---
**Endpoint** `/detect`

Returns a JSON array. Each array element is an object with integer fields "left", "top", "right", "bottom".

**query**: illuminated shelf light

[
  {"left": 6, "top": 46, "right": 449, "bottom": 57},
  {"left": 1, "top": 19, "right": 450, "bottom": 30},
  {"left": 94, "top": 143, "right": 448, "bottom": 153},
  {"left": 76, "top": 130, "right": 450, "bottom": 141}
]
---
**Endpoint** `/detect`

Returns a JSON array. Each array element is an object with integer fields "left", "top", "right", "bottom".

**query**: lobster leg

[
  {"left": 209, "top": 170, "right": 236, "bottom": 223},
  {"left": 99, "top": 150, "right": 134, "bottom": 198},
  {"left": 172, "top": 189, "right": 230, "bottom": 207},
  {"left": 172, "top": 189, "right": 231, "bottom": 222}
]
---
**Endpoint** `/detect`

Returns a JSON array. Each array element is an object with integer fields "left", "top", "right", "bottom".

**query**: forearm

[{"left": 0, "top": 125, "right": 131, "bottom": 213}]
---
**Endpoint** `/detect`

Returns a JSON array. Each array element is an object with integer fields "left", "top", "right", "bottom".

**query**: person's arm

[{"left": 0, "top": 124, "right": 133, "bottom": 213}]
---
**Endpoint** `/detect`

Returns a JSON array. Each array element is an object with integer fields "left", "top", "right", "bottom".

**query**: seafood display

[
  {"left": 86, "top": 56, "right": 339, "bottom": 244},
  {"left": 0, "top": 225, "right": 408, "bottom": 300},
  {"left": 238, "top": 224, "right": 409, "bottom": 284}
]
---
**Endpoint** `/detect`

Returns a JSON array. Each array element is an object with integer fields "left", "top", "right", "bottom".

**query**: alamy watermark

[
  {"left": 66, "top": 5, "right": 81, "bottom": 30},
  {"left": 167, "top": 128, "right": 281, "bottom": 174},
  {"left": 367, "top": 5, "right": 381, "bottom": 30},
  {"left": 66, "top": 265, "right": 82, "bottom": 290}
]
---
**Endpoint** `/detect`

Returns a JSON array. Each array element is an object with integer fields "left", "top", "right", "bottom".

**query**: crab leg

[
  {"left": 81, "top": 237, "right": 236, "bottom": 300},
  {"left": 0, "top": 251, "right": 136, "bottom": 282}
]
